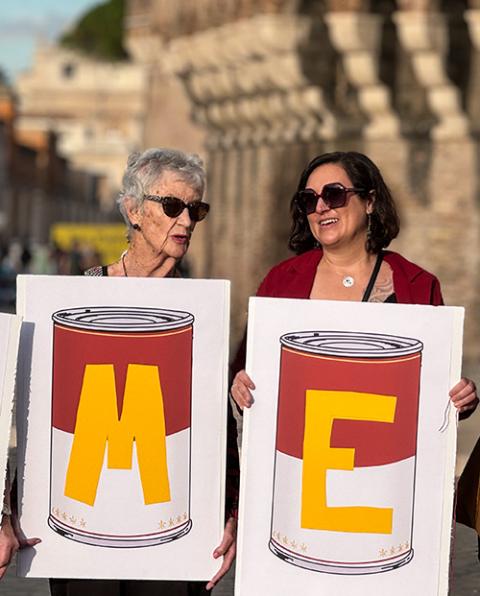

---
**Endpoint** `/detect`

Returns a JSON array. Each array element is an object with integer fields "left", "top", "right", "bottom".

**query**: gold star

[
  {"left": 390, "top": 547, "right": 396, "bottom": 555},
  {"left": 300, "top": 543, "right": 307, "bottom": 553},
  {"left": 79, "top": 519, "right": 86, "bottom": 528},
  {"left": 176, "top": 515, "right": 182, "bottom": 523},
  {"left": 282, "top": 535, "right": 288, "bottom": 545},
  {"left": 69, "top": 516, "right": 77, "bottom": 525},
  {"left": 290, "top": 540, "right": 297, "bottom": 549},
  {"left": 159, "top": 520, "right": 166, "bottom": 529},
  {"left": 61, "top": 512, "right": 67, "bottom": 521},
  {"left": 169, "top": 517, "right": 175, "bottom": 527}
]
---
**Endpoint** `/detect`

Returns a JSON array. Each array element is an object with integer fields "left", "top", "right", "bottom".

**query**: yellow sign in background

[{"left": 51, "top": 223, "right": 128, "bottom": 266}]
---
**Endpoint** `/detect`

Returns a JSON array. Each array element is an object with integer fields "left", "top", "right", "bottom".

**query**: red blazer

[
  {"left": 231, "top": 249, "right": 443, "bottom": 378},
  {"left": 256, "top": 249, "right": 444, "bottom": 305}
]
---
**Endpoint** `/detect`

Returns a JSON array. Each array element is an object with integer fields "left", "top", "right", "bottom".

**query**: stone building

[
  {"left": 125, "top": 0, "right": 480, "bottom": 385},
  {"left": 0, "top": 85, "right": 107, "bottom": 244},
  {"left": 15, "top": 42, "right": 148, "bottom": 208}
]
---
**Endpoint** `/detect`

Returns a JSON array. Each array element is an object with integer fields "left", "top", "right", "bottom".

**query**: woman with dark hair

[
  {"left": 231, "top": 151, "right": 478, "bottom": 415},
  {"left": 289, "top": 151, "right": 399, "bottom": 258}
]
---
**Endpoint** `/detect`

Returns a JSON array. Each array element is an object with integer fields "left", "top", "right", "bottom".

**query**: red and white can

[
  {"left": 49, "top": 306, "right": 193, "bottom": 548},
  {"left": 269, "top": 331, "right": 423, "bottom": 574}
]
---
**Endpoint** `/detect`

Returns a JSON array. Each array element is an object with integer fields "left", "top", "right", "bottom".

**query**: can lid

[
  {"left": 280, "top": 331, "right": 423, "bottom": 358},
  {"left": 52, "top": 306, "right": 194, "bottom": 332}
]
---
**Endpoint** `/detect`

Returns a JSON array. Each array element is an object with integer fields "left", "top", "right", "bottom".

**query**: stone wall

[
  {"left": 125, "top": 1, "right": 480, "bottom": 375},
  {"left": 0, "top": 86, "right": 110, "bottom": 244},
  {"left": 15, "top": 43, "right": 148, "bottom": 208}
]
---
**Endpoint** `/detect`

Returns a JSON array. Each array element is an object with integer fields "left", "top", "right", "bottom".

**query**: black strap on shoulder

[{"left": 362, "top": 252, "right": 384, "bottom": 302}]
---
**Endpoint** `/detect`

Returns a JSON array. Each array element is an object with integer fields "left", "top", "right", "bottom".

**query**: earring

[
  {"left": 367, "top": 213, "right": 372, "bottom": 239},
  {"left": 132, "top": 223, "right": 141, "bottom": 231}
]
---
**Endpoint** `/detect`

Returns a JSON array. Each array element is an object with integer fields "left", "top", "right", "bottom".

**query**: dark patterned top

[{"left": 84, "top": 265, "right": 108, "bottom": 276}]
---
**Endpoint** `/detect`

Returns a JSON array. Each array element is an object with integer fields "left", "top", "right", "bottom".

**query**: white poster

[
  {"left": 0, "top": 314, "right": 22, "bottom": 498},
  {"left": 236, "top": 298, "right": 463, "bottom": 596},
  {"left": 15, "top": 275, "right": 230, "bottom": 580}
]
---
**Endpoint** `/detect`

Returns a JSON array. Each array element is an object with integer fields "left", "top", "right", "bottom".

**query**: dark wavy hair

[{"left": 288, "top": 151, "right": 400, "bottom": 255}]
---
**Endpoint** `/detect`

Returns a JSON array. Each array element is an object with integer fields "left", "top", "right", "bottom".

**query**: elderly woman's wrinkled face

[
  {"left": 128, "top": 171, "right": 201, "bottom": 259},
  {"left": 305, "top": 163, "right": 373, "bottom": 251}
]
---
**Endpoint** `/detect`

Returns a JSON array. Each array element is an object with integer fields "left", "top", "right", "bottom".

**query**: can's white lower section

[
  {"left": 49, "top": 427, "right": 191, "bottom": 546},
  {"left": 270, "top": 450, "right": 416, "bottom": 572}
]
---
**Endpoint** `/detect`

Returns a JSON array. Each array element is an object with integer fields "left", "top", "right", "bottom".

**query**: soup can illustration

[
  {"left": 269, "top": 331, "right": 423, "bottom": 574},
  {"left": 48, "top": 306, "right": 194, "bottom": 548}
]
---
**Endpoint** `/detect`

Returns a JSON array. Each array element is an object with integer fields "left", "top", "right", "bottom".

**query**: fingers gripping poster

[
  {"left": 236, "top": 298, "right": 463, "bottom": 596},
  {"left": 16, "top": 276, "right": 230, "bottom": 580}
]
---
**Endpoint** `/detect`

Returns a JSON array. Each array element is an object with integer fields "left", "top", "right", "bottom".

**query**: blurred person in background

[
  {"left": 231, "top": 151, "right": 477, "bottom": 416},
  {"left": 50, "top": 242, "right": 71, "bottom": 275},
  {"left": 68, "top": 239, "right": 83, "bottom": 275},
  {"left": 79, "top": 245, "right": 102, "bottom": 272},
  {"left": 28, "top": 242, "right": 58, "bottom": 275}
]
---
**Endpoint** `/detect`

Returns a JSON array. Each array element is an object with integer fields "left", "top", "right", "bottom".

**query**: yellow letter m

[{"left": 64, "top": 364, "right": 171, "bottom": 507}]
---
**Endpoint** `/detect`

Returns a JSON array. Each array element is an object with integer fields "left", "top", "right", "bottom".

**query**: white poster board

[
  {"left": 16, "top": 275, "right": 230, "bottom": 580},
  {"left": 0, "top": 314, "right": 22, "bottom": 498},
  {"left": 236, "top": 298, "right": 463, "bottom": 596}
]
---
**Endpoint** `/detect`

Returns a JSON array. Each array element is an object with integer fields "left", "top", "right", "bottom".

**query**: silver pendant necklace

[{"left": 342, "top": 275, "right": 355, "bottom": 288}]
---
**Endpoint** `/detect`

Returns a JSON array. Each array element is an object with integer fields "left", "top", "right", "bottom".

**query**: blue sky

[{"left": 0, "top": 0, "right": 101, "bottom": 82}]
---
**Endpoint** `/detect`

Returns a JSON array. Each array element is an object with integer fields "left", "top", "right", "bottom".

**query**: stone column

[
  {"left": 465, "top": 7, "right": 480, "bottom": 131},
  {"left": 162, "top": 13, "right": 340, "bottom": 346},
  {"left": 393, "top": 4, "right": 468, "bottom": 139},
  {"left": 324, "top": 11, "right": 400, "bottom": 138},
  {"left": 465, "top": 4, "right": 480, "bottom": 373}
]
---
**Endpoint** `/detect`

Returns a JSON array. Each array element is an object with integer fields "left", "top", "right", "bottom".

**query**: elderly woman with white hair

[
  {"left": 45, "top": 147, "right": 238, "bottom": 594},
  {"left": 87, "top": 148, "right": 210, "bottom": 278}
]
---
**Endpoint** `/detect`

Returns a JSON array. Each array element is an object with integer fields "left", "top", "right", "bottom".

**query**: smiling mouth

[{"left": 319, "top": 218, "right": 339, "bottom": 226}]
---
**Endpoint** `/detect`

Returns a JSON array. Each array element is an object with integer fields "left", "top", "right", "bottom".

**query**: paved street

[
  {"left": 2, "top": 562, "right": 235, "bottom": 595},
  {"left": 453, "top": 525, "right": 480, "bottom": 595},
  {"left": 1, "top": 525, "right": 479, "bottom": 594}
]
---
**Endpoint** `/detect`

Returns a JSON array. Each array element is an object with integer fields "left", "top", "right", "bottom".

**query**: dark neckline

[{"left": 361, "top": 252, "right": 384, "bottom": 302}]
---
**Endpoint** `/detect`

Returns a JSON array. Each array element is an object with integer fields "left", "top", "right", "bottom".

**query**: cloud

[
  {"left": 0, "top": 2, "right": 100, "bottom": 78},
  {"left": 0, "top": 12, "right": 75, "bottom": 41}
]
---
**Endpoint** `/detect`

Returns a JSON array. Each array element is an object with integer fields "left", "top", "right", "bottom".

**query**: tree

[{"left": 60, "top": 0, "right": 128, "bottom": 61}]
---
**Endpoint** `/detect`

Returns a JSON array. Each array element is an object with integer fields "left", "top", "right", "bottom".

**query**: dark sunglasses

[
  {"left": 295, "top": 183, "right": 367, "bottom": 214},
  {"left": 144, "top": 195, "right": 210, "bottom": 222}
]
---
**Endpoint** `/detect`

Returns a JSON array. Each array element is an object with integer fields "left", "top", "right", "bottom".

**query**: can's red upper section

[
  {"left": 276, "top": 347, "right": 421, "bottom": 467},
  {"left": 52, "top": 324, "right": 192, "bottom": 435}
]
